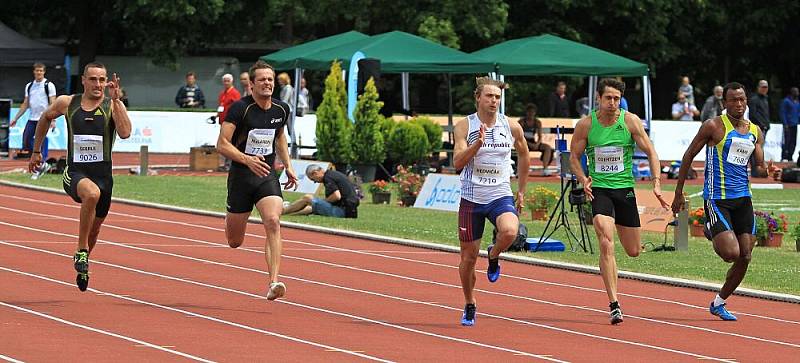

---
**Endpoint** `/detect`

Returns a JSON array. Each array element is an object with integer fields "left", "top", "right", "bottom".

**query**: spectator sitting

[
  {"left": 679, "top": 76, "right": 695, "bottom": 105},
  {"left": 671, "top": 92, "right": 699, "bottom": 121},
  {"left": 701, "top": 85, "right": 724, "bottom": 121},
  {"left": 282, "top": 164, "right": 359, "bottom": 218},
  {"left": 175, "top": 71, "right": 205, "bottom": 108},
  {"left": 518, "top": 103, "right": 554, "bottom": 175}
]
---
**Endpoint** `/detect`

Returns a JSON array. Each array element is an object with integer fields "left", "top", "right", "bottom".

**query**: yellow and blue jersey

[{"left": 703, "top": 114, "right": 759, "bottom": 200}]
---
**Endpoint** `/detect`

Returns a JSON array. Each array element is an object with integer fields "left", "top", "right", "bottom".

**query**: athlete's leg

[
  {"left": 711, "top": 230, "right": 741, "bottom": 262},
  {"left": 76, "top": 178, "right": 101, "bottom": 251},
  {"left": 255, "top": 196, "right": 284, "bottom": 284},
  {"left": 718, "top": 233, "right": 756, "bottom": 299},
  {"left": 283, "top": 194, "right": 313, "bottom": 215},
  {"left": 87, "top": 217, "right": 104, "bottom": 253},
  {"left": 593, "top": 215, "right": 619, "bottom": 303},
  {"left": 459, "top": 240, "right": 480, "bottom": 304},
  {"left": 616, "top": 226, "right": 642, "bottom": 258},
  {"left": 489, "top": 212, "right": 519, "bottom": 257},
  {"left": 225, "top": 211, "right": 252, "bottom": 248}
]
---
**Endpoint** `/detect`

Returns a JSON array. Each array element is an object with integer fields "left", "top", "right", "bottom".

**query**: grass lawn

[{"left": 2, "top": 172, "right": 798, "bottom": 296}]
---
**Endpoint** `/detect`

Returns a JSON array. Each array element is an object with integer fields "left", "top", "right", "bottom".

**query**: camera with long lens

[{"left": 569, "top": 185, "right": 586, "bottom": 206}]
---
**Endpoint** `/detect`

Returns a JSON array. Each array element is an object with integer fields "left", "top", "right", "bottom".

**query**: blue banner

[{"left": 347, "top": 51, "right": 365, "bottom": 122}]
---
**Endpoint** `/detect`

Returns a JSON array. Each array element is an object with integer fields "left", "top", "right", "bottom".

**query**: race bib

[
  {"left": 245, "top": 128, "right": 276, "bottom": 156},
  {"left": 595, "top": 146, "right": 624, "bottom": 173},
  {"left": 73, "top": 134, "right": 103, "bottom": 163},
  {"left": 471, "top": 162, "right": 504, "bottom": 186},
  {"left": 726, "top": 137, "right": 755, "bottom": 166}
]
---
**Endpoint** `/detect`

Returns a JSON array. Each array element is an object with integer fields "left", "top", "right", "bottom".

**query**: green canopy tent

[
  {"left": 472, "top": 34, "right": 652, "bottom": 126},
  {"left": 260, "top": 30, "right": 369, "bottom": 70},
  {"left": 259, "top": 31, "right": 369, "bottom": 157},
  {"left": 297, "top": 31, "right": 495, "bottom": 156}
]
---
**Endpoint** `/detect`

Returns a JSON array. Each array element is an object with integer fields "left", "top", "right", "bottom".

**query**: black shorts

[
  {"left": 704, "top": 197, "right": 755, "bottom": 237},
  {"left": 226, "top": 166, "right": 283, "bottom": 213},
  {"left": 590, "top": 187, "right": 640, "bottom": 228},
  {"left": 62, "top": 166, "right": 114, "bottom": 218}
]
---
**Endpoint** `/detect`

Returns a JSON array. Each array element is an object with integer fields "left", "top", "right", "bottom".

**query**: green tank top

[{"left": 586, "top": 110, "right": 635, "bottom": 189}]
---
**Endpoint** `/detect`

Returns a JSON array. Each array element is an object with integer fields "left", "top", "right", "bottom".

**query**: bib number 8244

[
  {"left": 599, "top": 164, "right": 620, "bottom": 172},
  {"left": 78, "top": 154, "right": 99, "bottom": 162}
]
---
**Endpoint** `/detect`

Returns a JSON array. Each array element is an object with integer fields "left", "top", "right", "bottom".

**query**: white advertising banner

[
  {"left": 649, "top": 120, "right": 786, "bottom": 162},
  {"left": 413, "top": 173, "right": 462, "bottom": 212},
  {"left": 279, "top": 159, "right": 329, "bottom": 194}
]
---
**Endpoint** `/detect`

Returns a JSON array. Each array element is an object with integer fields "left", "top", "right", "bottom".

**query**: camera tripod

[{"left": 532, "top": 152, "right": 593, "bottom": 253}]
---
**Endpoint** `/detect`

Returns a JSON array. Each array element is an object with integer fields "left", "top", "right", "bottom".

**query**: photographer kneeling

[{"left": 282, "top": 164, "right": 359, "bottom": 218}]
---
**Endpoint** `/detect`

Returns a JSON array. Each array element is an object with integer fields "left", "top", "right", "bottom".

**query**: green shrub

[
  {"left": 315, "top": 61, "right": 354, "bottom": 164},
  {"left": 387, "top": 122, "right": 429, "bottom": 165},
  {"left": 352, "top": 77, "right": 386, "bottom": 164},
  {"left": 409, "top": 116, "right": 443, "bottom": 153}
]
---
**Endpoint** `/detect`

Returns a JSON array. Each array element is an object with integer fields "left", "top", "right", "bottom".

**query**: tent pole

[
  {"left": 499, "top": 74, "right": 505, "bottom": 115},
  {"left": 402, "top": 72, "right": 410, "bottom": 120},
  {"left": 643, "top": 75, "right": 652, "bottom": 130},
  {"left": 588, "top": 76, "right": 597, "bottom": 113},
  {"left": 447, "top": 73, "right": 454, "bottom": 166},
  {"left": 291, "top": 68, "right": 302, "bottom": 159}
]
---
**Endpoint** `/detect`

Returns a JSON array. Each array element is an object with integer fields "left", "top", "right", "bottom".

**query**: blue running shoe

[
  {"left": 709, "top": 302, "right": 737, "bottom": 321},
  {"left": 461, "top": 303, "right": 476, "bottom": 326},
  {"left": 487, "top": 245, "right": 500, "bottom": 283}
]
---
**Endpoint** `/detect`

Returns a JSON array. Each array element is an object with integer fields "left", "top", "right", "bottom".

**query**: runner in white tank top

[
  {"left": 452, "top": 77, "right": 529, "bottom": 326},
  {"left": 460, "top": 112, "right": 514, "bottom": 204}
]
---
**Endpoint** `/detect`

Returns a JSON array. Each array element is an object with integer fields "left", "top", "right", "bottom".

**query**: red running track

[{"left": 0, "top": 185, "right": 798, "bottom": 362}]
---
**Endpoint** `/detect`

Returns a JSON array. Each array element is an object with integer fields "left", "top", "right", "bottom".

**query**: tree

[
  {"left": 315, "top": 61, "right": 354, "bottom": 164},
  {"left": 352, "top": 78, "right": 386, "bottom": 164},
  {"left": 417, "top": 16, "right": 459, "bottom": 49}
]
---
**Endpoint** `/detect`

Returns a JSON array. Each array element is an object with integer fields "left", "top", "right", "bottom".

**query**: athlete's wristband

[{"left": 32, "top": 151, "right": 41, "bottom": 154}]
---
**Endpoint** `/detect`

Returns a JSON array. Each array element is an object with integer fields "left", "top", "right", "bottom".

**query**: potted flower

[
  {"left": 754, "top": 211, "right": 786, "bottom": 247},
  {"left": 688, "top": 208, "right": 707, "bottom": 237},
  {"left": 369, "top": 179, "right": 392, "bottom": 204},
  {"left": 525, "top": 186, "right": 558, "bottom": 220},
  {"left": 392, "top": 165, "right": 424, "bottom": 207},
  {"left": 791, "top": 221, "right": 800, "bottom": 252}
]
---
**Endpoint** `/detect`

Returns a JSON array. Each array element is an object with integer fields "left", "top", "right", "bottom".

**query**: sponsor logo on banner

[
  {"left": 279, "top": 159, "right": 329, "bottom": 194},
  {"left": 413, "top": 173, "right": 461, "bottom": 211}
]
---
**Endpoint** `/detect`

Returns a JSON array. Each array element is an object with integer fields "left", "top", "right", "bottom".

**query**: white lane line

[
  {"left": 0, "top": 237, "right": 733, "bottom": 362},
  {"left": 4, "top": 194, "right": 794, "bottom": 326},
  {"left": 0, "top": 266, "right": 392, "bottom": 363},
  {"left": 0, "top": 354, "right": 25, "bottom": 363},
  {"left": 2, "top": 208, "right": 797, "bottom": 349},
  {"left": 0, "top": 242, "right": 561, "bottom": 362},
  {"left": 0, "top": 301, "right": 214, "bottom": 362}
]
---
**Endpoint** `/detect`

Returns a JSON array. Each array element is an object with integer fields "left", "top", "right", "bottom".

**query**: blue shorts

[
  {"left": 312, "top": 198, "right": 346, "bottom": 218},
  {"left": 458, "top": 196, "right": 517, "bottom": 242}
]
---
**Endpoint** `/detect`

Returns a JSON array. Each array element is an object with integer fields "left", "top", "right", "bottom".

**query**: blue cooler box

[{"left": 524, "top": 238, "right": 565, "bottom": 252}]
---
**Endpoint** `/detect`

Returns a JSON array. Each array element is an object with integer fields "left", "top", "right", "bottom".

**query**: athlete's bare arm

[
  {"left": 453, "top": 117, "right": 484, "bottom": 171},
  {"left": 671, "top": 118, "right": 720, "bottom": 213},
  {"left": 570, "top": 115, "right": 592, "bottom": 199},
  {"left": 625, "top": 113, "right": 668, "bottom": 208},
  {"left": 274, "top": 127, "right": 298, "bottom": 190},
  {"left": 108, "top": 74, "right": 131, "bottom": 139},
  {"left": 216, "top": 122, "right": 270, "bottom": 177},
  {"left": 509, "top": 120, "right": 529, "bottom": 210}
]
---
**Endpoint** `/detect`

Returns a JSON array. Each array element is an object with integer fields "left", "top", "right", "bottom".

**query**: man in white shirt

[{"left": 11, "top": 63, "right": 57, "bottom": 161}]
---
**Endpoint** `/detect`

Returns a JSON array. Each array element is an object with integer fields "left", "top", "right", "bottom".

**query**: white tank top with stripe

[{"left": 460, "top": 112, "right": 514, "bottom": 204}]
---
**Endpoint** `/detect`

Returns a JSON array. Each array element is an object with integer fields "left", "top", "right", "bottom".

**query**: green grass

[{"left": 2, "top": 172, "right": 799, "bottom": 295}]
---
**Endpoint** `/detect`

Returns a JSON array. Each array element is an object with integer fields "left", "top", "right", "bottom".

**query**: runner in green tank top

[
  {"left": 29, "top": 62, "right": 132, "bottom": 292},
  {"left": 570, "top": 78, "right": 669, "bottom": 325}
]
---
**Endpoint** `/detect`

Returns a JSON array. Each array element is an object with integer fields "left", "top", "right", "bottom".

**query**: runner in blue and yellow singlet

[
  {"left": 672, "top": 82, "right": 778, "bottom": 322},
  {"left": 28, "top": 62, "right": 132, "bottom": 292},
  {"left": 570, "top": 78, "right": 669, "bottom": 325}
]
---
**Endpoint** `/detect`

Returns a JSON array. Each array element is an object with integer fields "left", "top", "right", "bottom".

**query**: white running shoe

[
  {"left": 267, "top": 282, "right": 286, "bottom": 301},
  {"left": 31, "top": 162, "right": 51, "bottom": 180}
]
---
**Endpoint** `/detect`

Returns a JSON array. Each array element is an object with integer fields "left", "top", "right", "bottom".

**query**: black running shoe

[
  {"left": 76, "top": 273, "right": 89, "bottom": 292},
  {"left": 73, "top": 250, "right": 89, "bottom": 274},
  {"left": 610, "top": 302, "right": 624, "bottom": 325},
  {"left": 461, "top": 303, "right": 476, "bottom": 326}
]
